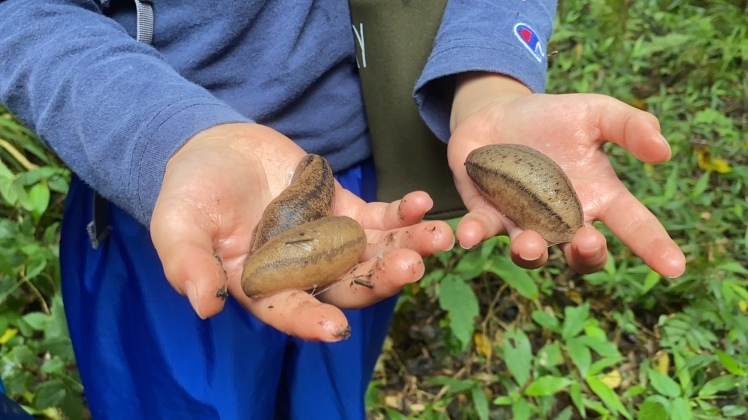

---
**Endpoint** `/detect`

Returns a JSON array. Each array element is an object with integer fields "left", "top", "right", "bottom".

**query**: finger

[
  {"left": 509, "top": 230, "right": 550, "bottom": 269},
  {"left": 316, "top": 249, "right": 425, "bottom": 309},
  {"left": 588, "top": 94, "right": 672, "bottom": 163},
  {"left": 337, "top": 188, "right": 435, "bottom": 230},
  {"left": 559, "top": 226, "right": 609, "bottom": 274},
  {"left": 150, "top": 207, "right": 229, "bottom": 319},
  {"left": 236, "top": 289, "right": 352, "bottom": 342},
  {"left": 455, "top": 201, "right": 510, "bottom": 249},
  {"left": 363, "top": 221, "right": 455, "bottom": 259},
  {"left": 599, "top": 190, "right": 686, "bottom": 278}
]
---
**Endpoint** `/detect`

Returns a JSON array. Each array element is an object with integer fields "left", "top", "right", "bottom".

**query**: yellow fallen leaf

[
  {"left": 474, "top": 332, "right": 492, "bottom": 358},
  {"left": 656, "top": 352, "right": 671, "bottom": 375},
  {"left": 739, "top": 300, "right": 747, "bottom": 313},
  {"left": 0, "top": 327, "right": 18, "bottom": 344},
  {"left": 599, "top": 369, "right": 622, "bottom": 389},
  {"left": 565, "top": 290, "right": 584, "bottom": 305},
  {"left": 384, "top": 395, "right": 401, "bottom": 409},
  {"left": 409, "top": 403, "right": 425, "bottom": 413},
  {"left": 628, "top": 97, "right": 648, "bottom": 111},
  {"left": 697, "top": 149, "right": 732, "bottom": 174}
]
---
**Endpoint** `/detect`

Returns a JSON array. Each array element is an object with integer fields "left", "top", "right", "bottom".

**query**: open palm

[
  {"left": 151, "top": 123, "right": 454, "bottom": 342},
  {"left": 449, "top": 92, "right": 686, "bottom": 278}
]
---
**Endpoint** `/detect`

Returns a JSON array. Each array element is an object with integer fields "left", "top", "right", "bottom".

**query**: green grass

[{"left": 1, "top": 0, "right": 747, "bottom": 418}]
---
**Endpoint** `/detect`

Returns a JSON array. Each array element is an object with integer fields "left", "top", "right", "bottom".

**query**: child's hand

[
  {"left": 150, "top": 123, "right": 454, "bottom": 341},
  {"left": 448, "top": 73, "right": 685, "bottom": 278}
]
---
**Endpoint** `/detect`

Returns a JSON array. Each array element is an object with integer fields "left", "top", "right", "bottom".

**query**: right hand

[{"left": 150, "top": 123, "right": 455, "bottom": 342}]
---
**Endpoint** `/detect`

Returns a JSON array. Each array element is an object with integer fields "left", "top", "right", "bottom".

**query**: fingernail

[
  {"left": 332, "top": 326, "right": 352, "bottom": 341},
  {"left": 185, "top": 281, "right": 205, "bottom": 320},
  {"left": 459, "top": 241, "right": 472, "bottom": 250},
  {"left": 656, "top": 133, "right": 672, "bottom": 155},
  {"left": 518, "top": 250, "right": 541, "bottom": 262}
]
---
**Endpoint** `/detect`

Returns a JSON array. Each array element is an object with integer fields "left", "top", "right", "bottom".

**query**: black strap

[{"left": 87, "top": 0, "right": 155, "bottom": 249}]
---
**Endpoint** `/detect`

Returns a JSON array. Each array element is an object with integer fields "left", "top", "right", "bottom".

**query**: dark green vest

[{"left": 349, "top": 0, "right": 466, "bottom": 220}]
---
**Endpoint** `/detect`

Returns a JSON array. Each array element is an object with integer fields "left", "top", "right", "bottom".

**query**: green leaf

[
  {"left": 586, "top": 376, "right": 632, "bottom": 419},
  {"left": 566, "top": 337, "right": 591, "bottom": 377},
  {"left": 717, "top": 261, "right": 748, "bottom": 275},
  {"left": 40, "top": 336, "right": 76, "bottom": 363},
  {"left": 722, "top": 405, "right": 748, "bottom": 417},
  {"left": 3, "top": 371, "right": 34, "bottom": 398},
  {"left": 22, "top": 312, "right": 50, "bottom": 331},
  {"left": 40, "top": 356, "right": 66, "bottom": 375},
  {"left": 11, "top": 345, "right": 36, "bottom": 368},
  {"left": 691, "top": 172, "right": 710, "bottom": 198},
  {"left": 488, "top": 258, "right": 538, "bottom": 299},
  {"left": 670, "top": 397, "right": 693, "bottom": 420},
  {"left": 536, "top": 342, "right": 563, "bottom": 368},
  {"left": 554, "top": 407, "right": 574, "bottom": 420},
  {"left": 583, "top": 325, "right": 607, "bottom": 340},
  {"left": 27, "top": 182, "right": 50, "bottom": 217},
  {"left": 663, "top": 165, "right": 679, "bottom": 199},
  {"left": 698, "top": 375, "right": 736, "bottom": 397},
  {"left": 532, "top": 310, "right": 560, "bottom": 332},
  {"left": 716, "top": 350, "right": 747, "bottom": 375},
  {"left": 583, "top": 397, "right": 610, "bottom": 417},
  {"left": 47, "top": 294, "right": 70, "bottom": 339},
  {"left": 453, "top": 249, "right": 489, "bottom": 280},
  {"left": 493, "top": 396, "right": 513, "bottom": 406},
  {"left": 47, "top": 174, "right": 69, "bottom": 194},
  {"left": 622, "top": 385, "right": 646, "bottom": 398},
  {"left": 427, "top": 377, "right": 476, "bottom": 394},
  {"left": 438, "top": 275, "right": 479, "bottom": 350},
  {"left": 33, "top": 379, "right": 67, "bottom": 409},
  {"left": 648, "top": 369, "right": 681, "bottom": 398},
  {"left": 588, "top": 356, "right": 624, "bottom": 376},
  {"left": 503, "top": 327, "right": 532, "bottom": 387},
  {"left": 569, "top": 382, "right": 585, "bottom": 418},
  {"left": 641, "top": 269, "right": 662, "bottom": 295},
  {"left": 524, "top": 376, "right": 572, "bottom": 396},
  {"left": 672, "top": 350, "right": 691, "bottom": 395},
  {"left": 384, "top": 408, "right": 409, "bottom": 420},
  {"left": 578, "top": 335, "right": 621, "bottom": 358},
  {"left": 470, "top": 385, "right": 489, "bottom": 420},
  {"left": 561, "top": 303, "right": 589, "bottom": 340},
  {"left": 24, "top": 253, "right": 48, "bottom": 280},
  {"left": 638, "top": 398, "right": 668, "bottom": 420},
  {"left": 511, "top": 397, "right": 533, "bottom": 420}
]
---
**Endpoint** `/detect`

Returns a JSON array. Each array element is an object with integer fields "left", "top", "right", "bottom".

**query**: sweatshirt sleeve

[
  {"left": 0, "top": 0, "right": 252, "bottom": 226},
  {"left": 414, "top": 0, "right": 558, "bottom": 142}
]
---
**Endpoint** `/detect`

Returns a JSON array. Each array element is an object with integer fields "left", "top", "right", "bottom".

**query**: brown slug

[
  {"left": 241, "top": 154, "right": 366, "bottom": 298},
  {"left": 465, "top": 144, "right": 584, "bottom": 244},
  {"left": 248, "top": 154, "right": 335, "bottom": 253},
  {"left": 241, "top": 216, "right": 367, "bottom": 298}
]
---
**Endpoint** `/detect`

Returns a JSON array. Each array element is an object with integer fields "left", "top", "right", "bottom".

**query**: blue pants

[{"left": 60, "top": 161, "right": 396, "bottom": 419}]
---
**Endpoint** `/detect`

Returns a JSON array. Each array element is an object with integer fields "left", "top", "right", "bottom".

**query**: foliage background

[{"left": 0, "top": 0, "right": 746, "bottom": 418}]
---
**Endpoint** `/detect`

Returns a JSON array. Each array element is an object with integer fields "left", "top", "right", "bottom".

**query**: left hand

[{"left": 448, "top": 73, "right": 686, "bottom": 278}]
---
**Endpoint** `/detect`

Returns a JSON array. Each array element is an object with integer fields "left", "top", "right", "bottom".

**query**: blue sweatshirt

[{"left": 0, "top": 0, "right": 555, "bottom": 226}]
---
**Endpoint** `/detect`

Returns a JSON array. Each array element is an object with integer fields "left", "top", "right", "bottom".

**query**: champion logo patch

[{"left": 514, "top": 23, "right": 544, "bottom": 62}]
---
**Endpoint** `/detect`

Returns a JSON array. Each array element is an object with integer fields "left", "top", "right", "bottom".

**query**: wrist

[{"left": 450, "top": 72, "right": 533, "bottom": 132}]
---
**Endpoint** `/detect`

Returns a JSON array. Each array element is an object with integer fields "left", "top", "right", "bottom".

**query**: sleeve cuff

[
  {"left": 130, "top": 100, "right": 252, "bottom": 225},
  {"left": 413, "top": 1, "right": 556, "bottom": 143}
]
